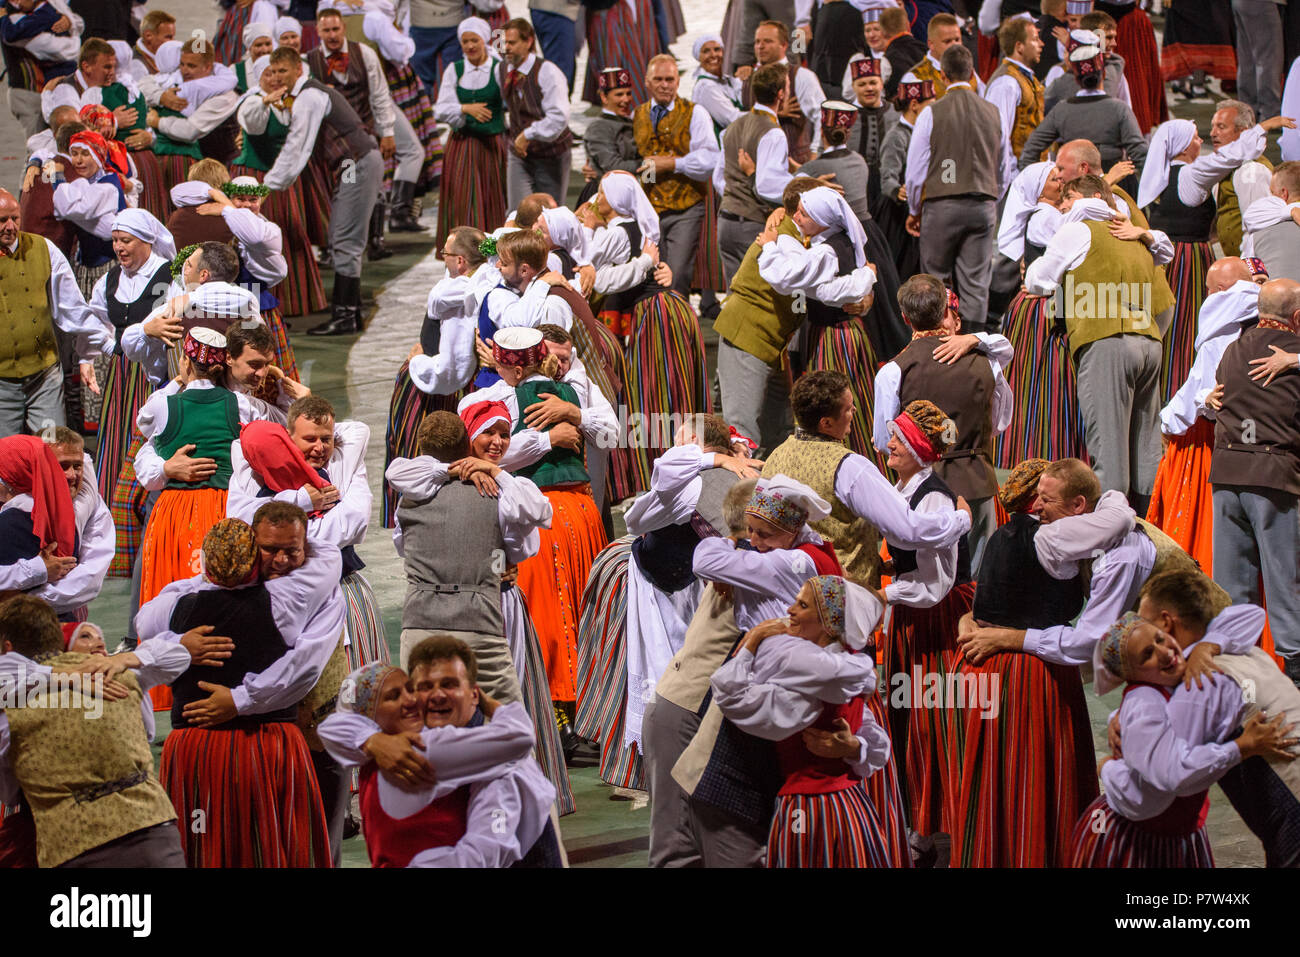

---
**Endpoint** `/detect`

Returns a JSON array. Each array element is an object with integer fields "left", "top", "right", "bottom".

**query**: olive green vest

[
  {"left": 1134, "top": 518, "right": 1230, "bottom": 613},
  {"left": 0, "top": 233, "right": 58, "bottom": 379},
  {"left": 298, "top": 636, "right": 349, "bottom": 751},
  {"left": 6, "top": 653, "right": 177, "bottom": 868},
  {"left": 1216, "top": 156, "right": 1273, "bottom": 258},
  {"left": 712, "top": 218, "right": 800, "bottom": 366},
  {"left": 762, "top": 434, "right": 881, "bottom": 587},
  {"left": 1054, "top": 220, "right": 1170, "bottom": 357}
]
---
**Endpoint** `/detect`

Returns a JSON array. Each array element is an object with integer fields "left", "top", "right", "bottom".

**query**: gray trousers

[
  {"left": 0, "top": 362, "right": 65, "bottom": 437},
  {"left": 734, "top": 0, "right": 797, "bottom": 67},
  {"left": 1074, "top": 333, "right": 1163, "bottom": 505},
  {"left": 507, "top": 150, "right": 571, "bottom": 212},
  {"left": 57, "top": 821, "right": 186, "bottom": 868},
  {"left": 919, "top": 196, "right": 997, "bottom": 330},
  {"left": 1233, "top": 0, "right": 1285, "bottom": 118},
  {"left": 400, "top": 627, "right": 523, "bottom": 704},
  {"left": 331, "top": 149, "right": 384, "bottom": 278},
  {"left": 716, "top": 336, "right": 791, "bottom": 453},
  {"left": 659, "top": 202, "right": 706, "bottom": 297},
  {"left": 967, "top": 495, "right": 996, "bottom": 577},
  {"left": 1212, "top": 485, "right": 1300, "bottom": 663},
  {"left": 642, "top": 694, "right": 767, "bottom": 867},
  {"left": 7, "top": 88, "right": 43, "bottom": 137},
  {"left": 718, "top": 213, "right": 763, "bottom": 289},
  {"left": 391, "top": 109, "right": 425, "bottom": 186},
  {"left": 311, "top": 747, "right": 350, "bottom": 868}
]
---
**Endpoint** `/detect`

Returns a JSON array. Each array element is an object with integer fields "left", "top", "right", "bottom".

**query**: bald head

[
  {"left": 1259, "top": 278, "right": 1300, "bottom": 331},
  {"left": 1056, "top": 140, "right": 1103, "bottom": 182},
  {"left": 0, "top": 189, "right": 20, "bottom": 248},
  {"left": 49, "top": 104, "right": 78, "bottom": 131},
  {"left": 1206, "top": 257, "right": 1252, "bottom": 294}
]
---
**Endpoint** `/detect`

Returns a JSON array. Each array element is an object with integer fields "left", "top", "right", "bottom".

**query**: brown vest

[
  {"left": 720, "top": 109, "right": 782, "bottom": 223},
  {"left": 18, "top": 159, "right": 82, "bottom": 254},
  {"left": 300, "top": 79, "right": 380, "bottom": 182},
  {"left": 307, "top": 44, "right": 377, "bottom": 136},
  {"left": 549, "top": 284, "right": 623, "bottom": 397},
  {"left": 498, "top": 59, "right": 573, "bottom": 159},
  {"left": 165, "top": 206, "right": 237, "bottom": 250},
  {"left": 923, "top": 85, "right": 1000, "bottom": 202},
  {"left": 1209, "top": 323, "right": 1300, "bottom": 495},
  {"left": 893, "top": 336, "right": 997, "bottom": 499},
  {"left": 632, "top": 97, "right": 706, "bottom": 214}
]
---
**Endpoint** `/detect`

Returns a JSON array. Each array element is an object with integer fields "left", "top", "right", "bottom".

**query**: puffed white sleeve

[{"left": 495, "top": 471, "right": 553, "bottom": 564}]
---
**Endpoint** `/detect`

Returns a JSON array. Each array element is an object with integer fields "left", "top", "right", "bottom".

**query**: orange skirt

[
  {"left": 515, "top": 485, "right": 609, "bottom": 702},
  {"left": 139, "top": 487, "right": 229, "bottom": 710},
  {"left": 1146, "top": 417, "right": 1215, "bottom": 576}
]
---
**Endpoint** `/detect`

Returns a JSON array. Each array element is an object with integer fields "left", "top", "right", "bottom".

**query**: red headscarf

[
  {"left": 460, "top": 400, "right": 512, "bottom": 441},
  {"left": 69, "top": 129, "right": 131, "bottom": 181},
  {"left": 0, "top": 436, "right": 78, "bottom": 558},
  {"left": 77, "top": 104, "right": 117, "bottom": 140},
  {"left": 239, "top": 421, "right": 329, "bottom": 512}
]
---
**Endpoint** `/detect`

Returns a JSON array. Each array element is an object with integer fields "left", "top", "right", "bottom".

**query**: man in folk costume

[
  {"left": 137, "top": 512, "right": 344, "bottom": 866},
  {"left": 498, "top": 18, "right": 574, "bottom": 212},
  {"left": 0, "top": 595, "right": 188, "bottom": 868},
  {"left": 880, "top": 4, "right": 927, "bottom": 101},
  {"left": 1212, "top": 100, "right": 1279, "bottom": 259},
  {"left": 840, "top": 57, "right": 897, "bottom": 210},
  {"left": 1024, "top": 175, "right": 1175, "bottom": 512},
  {"left": 1242, "top": 162, "right": 1300, "bottom": 281},
  {"left": 873, "top": 275, "right": 1013, "bottom": 573},
  {"left": 1209, "top": 278, "right": 1300, "bottom": 687},
  {"left": 581, "top": 68, "right": 641, "bottom": 205},
  {"left": 228, "top": 396, "right": 388, "bottom": 674},
  {"left": 740, "top": 20, "right": 825, "bottom": 164},
  {"left": 985, "top": 17, "right": 1044, "bottom": 205},
  {"left": 166, "top": 165, "right": 237, "bottom": 250},
  {"left": 141, "top": 39, "right": 242, "bottom": 188},
  {"left": 632, "top": 54, "right": 720, "bottom": 299},
  {"left": 904, "top": 44, "right": 1003, "bottom": 332},
  {"left": 131, "top": 9, "right": 176, "bottom": 80},
  {"left": 0, "top": 188, "right": 112, "bottom": 437},
  {"left": 253, "top": 46, "right": 383, "bottom": 337},
  {"left": 1147, "top": 257, "right": 1259, "bottom": 578},
  {"left": 905, "top": 12, "right": 984, "bottom": 100}
]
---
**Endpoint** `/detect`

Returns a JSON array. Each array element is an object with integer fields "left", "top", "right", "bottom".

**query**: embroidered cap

[
  {"left": 888, "top": 410, "right": 940, "bottom": 466},
  {"left": 1245, "top": 257, "right": 1269, "bottom": 279},
  {"left": 1093, "top": 612, "right": 1146, "bottom": 696},
  {"left": 946, "top": 288, "right": 960, "bottom": 315},
  {"left": 1065, "top": 0, "right": 1094, "bottom": 14},
  {"left": 820, "top": 100, "right": 859, "bottom": 131},
  {"left": 896, "top": 71, "right": 934, "bottom": 103},
  {"left": 492, "top": 326, "right": 547, "bottom": 369},
  {"left": 201, "top": 518, "right": 258, "bottom": 587},
  {"left": 598, "top": 67, "right": 632, "bottom": 92},
  {"left": 339, "top": 662, "right": 404, "bottom": 721},
  {"left": 849, "top": 56, "right": 880, "bottom": 80},
  {"left": 997, "top": 457, "right": 1050, "bottom": 513},
  {"left": 809, "top": 574, "right": 847, "bottom": 639},
  {"left": 745, "top": 475, "right": 831, "bottom": 534},
  {"left": 183, "top": 326, "right": 228, "bottom": 367}
]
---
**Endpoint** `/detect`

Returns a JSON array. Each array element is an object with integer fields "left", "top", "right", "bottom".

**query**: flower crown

[
  {"left": 222, "top": 181, "right": 271, "bottom": 199},
  {"left": 170, "top": 243, "right": 198, "bottom": 278}
]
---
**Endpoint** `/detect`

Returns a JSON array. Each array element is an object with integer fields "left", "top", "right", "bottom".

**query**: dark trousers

[
  {"left": 530, "top": 9, "right": 577, "bottom": 91},
  {"left": 410, "top": 25, "right": 462, "bottom": 97},
  {"left": 58, "top": 821, "right": 186, "bottom": 868},
  {"left": 311, "top": 747, "right": 350, "bottom": 867}
]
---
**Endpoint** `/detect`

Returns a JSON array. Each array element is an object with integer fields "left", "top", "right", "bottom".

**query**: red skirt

[
  {"left": 131, "top": 149, "right": 169, "bottom": 221},
  {"left": 863, "top": 690, "right": 913, "bottom": 868},
  {"left": 1146, "top": 417, "right": 1215, "bottom": 575},
  {"left": 1069, "top": 795, "right": 1214, "bottom": 868},
  {"left": 880, "top": 580, "right": 975, "bottom": 837},
  {"left": 767, "top": 782, "right": 891, "bottom": 868},
  {"left": 229, "top": 164, "right": 326, "bottom": 317},
  {"left": 947, "top": 651, "right": 1098, "bottom": 867},
  {"left": 1099, "top": 1, "right": 1167, "bottom": 132},
  {"left": 160, "top": 722, "right": 333, "bottom": 867}
]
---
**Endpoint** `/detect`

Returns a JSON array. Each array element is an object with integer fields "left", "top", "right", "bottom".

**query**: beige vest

[
  {"left": 656, "top": 584, "right": 740, "bottom": 714},
  {"left": 1213, "top": 647, "right": 1300, "bottom": 802}
]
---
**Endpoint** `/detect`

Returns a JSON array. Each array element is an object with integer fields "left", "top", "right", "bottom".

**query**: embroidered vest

[
  {"left": 632, "top": 96, "right": 706, "bottom": 214},
  {"left": 909, "top": 56, "right": 948, "bottom": 99},
  {"left": 0, "top": 233, "right": 57, "bottom": 379},
  {"left": 988, "top": 59, "right": 1044, "bottom": 158},
  {"left": 1216, "top": 156, "right": 1272, "bottom": 258}
]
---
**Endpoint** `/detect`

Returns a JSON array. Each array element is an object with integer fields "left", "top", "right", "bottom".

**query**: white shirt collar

[
  {"left": 754, "top": 103, "right": 778, "bottom": 119},
  {"left": 926, "top": 53, "right": 941, "bottom": 70},
  {"left": 509, "top": 53, "right": 537, "bottom": 75},
  {"left": 291, "top": 72, "right": 310, "bottom": 95},
  {"left": 947, "top": 81, "right": 972, "bottom": 91},
  {"left": 895, "top": 466, "right": 933, "bottom": 496}
]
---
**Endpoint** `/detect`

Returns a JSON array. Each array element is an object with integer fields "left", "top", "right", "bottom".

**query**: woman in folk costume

[
  {"left": 712, "top": 574, "right": 894, "bottom": 868},
  {"left": 586, "top": 171, "right": 711, "bottom": 498},
  {"left": 994, "top": 160, "right": 1088, "bottom": 467},
  {"left": 146, "top": 518, "right": 334, "bottom": 867},
  {"left": 214, "top": 0, "right": 280, "bottom": 66},
  {"left": 687, "top": 35, "right": 734, "bottom": 319},
  {"left": 0, "top": 436, "right": 79, "bottom": 590},
  {"left": 1145, "top": 258, "right": 1262, "bottom": 577},
  {"left": 231, "top": 53, "right": 328, "bottom": 317},
  {"left": 757, "top": 185, "right": 880, "bottom": 459},
  {"left": 51, "top": 128, "right": 137, "bottom": 297},
  {"left": 86, "top": 208, "right": 175, "bottom": 536},
  {"left": 458, "top": 328, "right": 609, "bottom": 736},
  {"left": 433, "top": 18, "right": 507, "bottom": 251},
  {"left": 233, "top": 22, "right": 274, "bottom": 94},
  {"left": 581, "top": 0, "right": 658, "bottom": 106},
  {"left": 877, "top": 400, "right": 976, "bottom": 838},
  {"left": 877, "top": 72, "right": 932, "bottom": 282},
  {"left": 948, "top": 458, "right": 1095, "bottom": 868}
]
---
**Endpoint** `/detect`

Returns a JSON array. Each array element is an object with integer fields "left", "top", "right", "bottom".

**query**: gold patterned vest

[
  {"left": 1216, "top": 156, "right": 1272, "bottom": 258},
  {"left": 1134, "top": 518, "right": 1231, "bottom": 613},
  {"left": 909, "top": 56, "right": 948, "bottom": 99},
  {"left": 633, "top": 96, "right": 706, "bottom": 214},
  {"left": 298, "top": 633, "right": 349, "bottom": 751},
  {"left": 988, "top": 59, "right": 1044, "bottom": 158},
  {"left": 762, "top": 434, "right": 882, "bottom": 587},
  {"left": 0, "top": 232, "right": 57, "bottom": 380},
  {"left": 6, "top": 654, "right": 177, "bottom": 868}
]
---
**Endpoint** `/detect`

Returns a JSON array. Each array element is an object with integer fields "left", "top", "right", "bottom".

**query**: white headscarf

[
  {"left": 111, "top": 208, "right": 176, "bottom": 260},
  {"left": 1137, "top": 118, "right": 1197, "bottom": 208},
  {"left": 170, "top": 180, "right": 212, "bottom": 209},
  {"left": 153, "top": 39, "right": 182, "bottom": 76},
  {"left": 242, "top": 21, "right": 274, "bottom": 57},
  {"left": 109, "top": 41, "right": 134, "bottom": 74},
  {"left": 600, "top": 171, "right": 661, "bottom": 244},
  {"left": 458, "top": 16, "right": 491, "bottom": 45},
  {"left": 843, "top": 580, "right": 885, "bottom": 650},
  {"left": 998, "top": 161, "right": 1056, "bottom": 260},
  {"left": 1062, "top": 196, "right": 1117, "bottom": 224},
  {"left": 692, "top": 33, "right": 722, "bottom": 62},
  {"left": 540, "top": 206, "right": 592, "bottom": 267},
  {"left": 275, "top": 16, "right": 302, "bottom": 41},
  {"left": 800, "top": 185, "right": 867, "bottom": 268}
]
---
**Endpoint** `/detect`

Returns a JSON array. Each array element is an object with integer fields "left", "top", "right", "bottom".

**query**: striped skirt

[
  {"left": 618, "top": 290, "right": 711, "bottom": 498},
  {"left": 1146, "top": 417, "right": 1215, "bottom": 576},
  {"left": 880, "top": 581, "right": 975, "bottom": 837},
  {"left": 160, "top": 722, "right": 333, "bottom": 867},
  {"left": 302, "top": 158, "right": 334, "bottom": 249},
  {"left": 1160, "top": 240, "right": 1211, "bottom": 403},
  {"left": 0, "top": 803, "right": 36, "bottom": 868},
  {"left": 947, "top": 651, "right": 1098, "bottom": 868},
  {"left": 108, "top": 433, "right": 148, "bottom": 578},
  {"left": 259, "top": 307, "right": 298, "bottom": 381},
  {"left": 767, "top": 782, "right": 892, "bottom": 868},
  {"left": 131, "top": 149, "right": 169, "bottom": 222},
  {"left": 95, "top": 351, "right": 149, "bottom": 506},
  {"left": 230, "top": 164, "right": 326, "bottom": 318},
  {"left": 340, "top": 572, "right": 390, "bottom": 672},
  {"left": 471, "top": 5, "right": 509, "bottom": 31},
  {"left": 582, "top": 0, "right": 658, "bottom": 105},
  {"left": 574, "top": 537, "right": 646, "bottom": 790},
  {"left": 806, "top": 318, "right": 887, "bottom": 472},
  {"left": 995, "top": 290, "right": 1088, "bottom": 468},
  {"left": 1068, "top": 795, "right": 1214, "bottom": 868},
  {"left": 381, "top": 361, "right": 460, "bottom": 528},
  {"left": 692, "top": 186, "right": 725, "bottom": 294},
  {"left": 516, "top": 486, "right": 609, "bottom": 703},
  {"left": 863, "top": 689, "right": 913, "bottom": 868},
  {"left": 385, "top": 60, "right": 442, "bottom": 193},
  {"left": 436, "top": 132, "right": 507, "bottom": 255},
  {"left": 155, "top": 152, "right": 194, "bottom": 196},
  {"left": 1161, "top": 1, "right": 1236, "bottom": 80},
  {"left": 214, "top": 3, "right": 253, "bottom": 65},
  {"left": 504, "top": 585, "right": 576, "bottom": 815}
]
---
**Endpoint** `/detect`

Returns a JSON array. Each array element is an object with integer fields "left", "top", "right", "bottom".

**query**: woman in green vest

[
  {"left": 432, "top": 18, "right": 507, "bottom": 254},
  {"left": 233, "top": 22, "right": 275, "bottom": 94}
]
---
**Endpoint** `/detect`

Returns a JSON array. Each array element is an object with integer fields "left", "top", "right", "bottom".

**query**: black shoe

[
  {"left": 317, "top": 247, "right": 333, "bottom": 269},
  {"left": 342, "top": 813, "right": 361, "bottom": 840},
  {"left": 367, "top": 238, "right": 394, "bottom": 260},
  {"left": 311, "top": 275, "right": 362, "bottom": 335},
  {"left": 388, "top": 180, "right": 423, "bottom": 232},
  {"left": 366, "top": 202, "right": 394, "bottom": 260}
]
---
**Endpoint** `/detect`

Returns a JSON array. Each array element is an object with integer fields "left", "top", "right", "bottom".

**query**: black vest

[
  {"left": 602, "top": 220, "right": 664, "bottom": 314},
  {"left": 168, "top": 585, "right": 295, "bottom": 729},
  {"left": 890, "top": 471, "right": 972, "bottom": 584},
  {"left": 419, "top": 310, "right": 442, "bottom": 356},
  {"left": 972, "top": 513, "right": 1085, "bottom": 629},
  {"left": 104, "top": 261, "right": 173, "bottom": 349},
  {"left": 1146, "top": 165, "right": 1217, "bottom": 244},
  {"left": 806, "top": 230, "right": 857, "bottom": 327},
  {"left": 630, "top": 466, "right": 739, "bottom": 593},
  {"left": 1035, "top": 15, "right": 1067, "bottom": 81}
]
